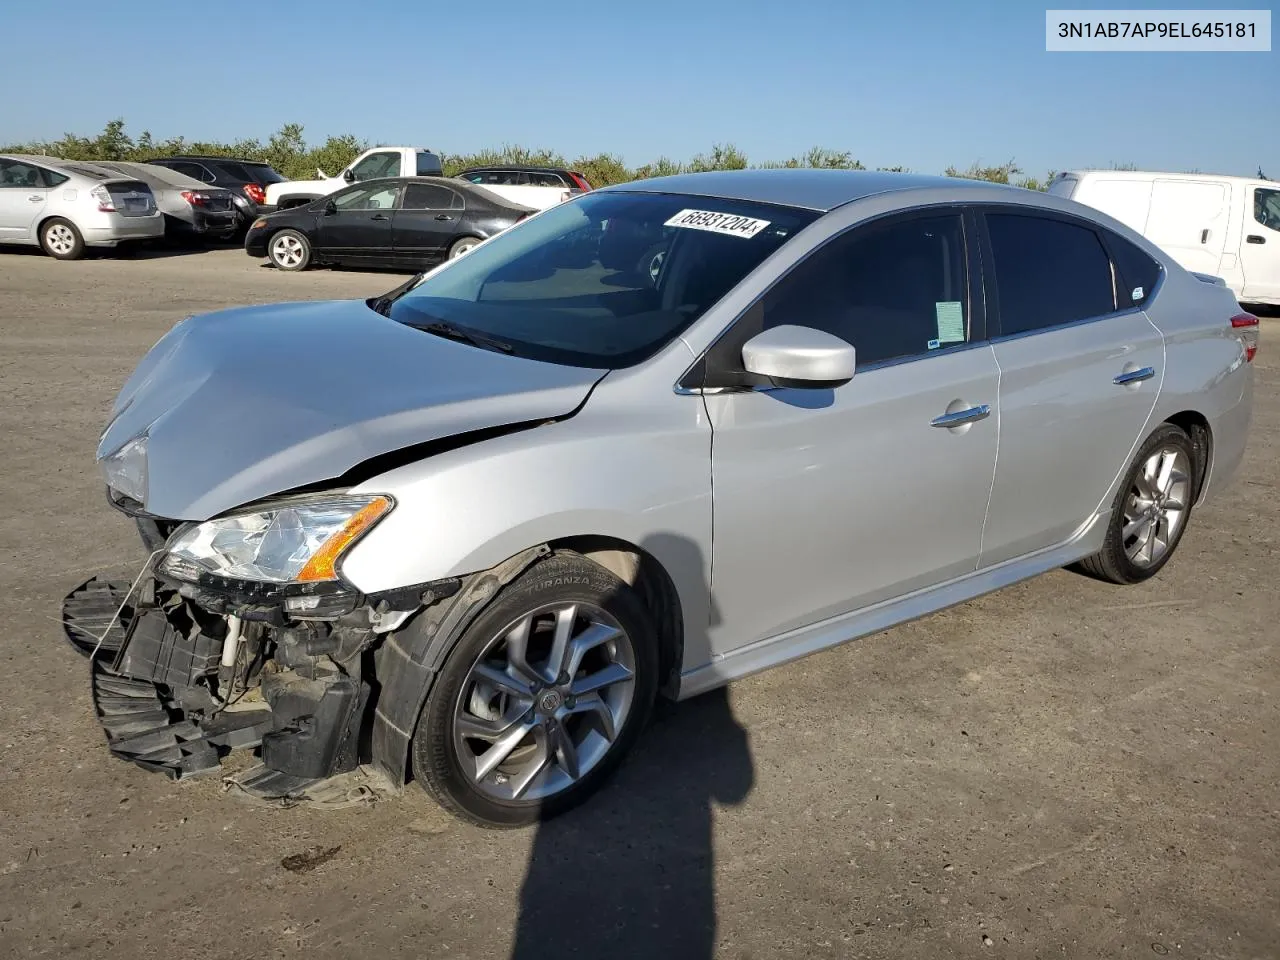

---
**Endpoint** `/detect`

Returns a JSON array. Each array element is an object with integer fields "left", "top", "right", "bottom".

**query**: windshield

[{"left": 387, "top": 191, "right": 819, "bottom": 368}]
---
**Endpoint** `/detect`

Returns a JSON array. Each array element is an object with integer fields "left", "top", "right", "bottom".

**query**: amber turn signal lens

[{"left": 296, "top": 496, "right": 392, "bottom": 582}]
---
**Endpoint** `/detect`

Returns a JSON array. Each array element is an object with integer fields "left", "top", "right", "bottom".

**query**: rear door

[
  {"left": 1241, "top": 185, "right": 1280, "bottom": 303},
  {"left": 315, "top": 182, "right": 401, "bottom": 263},
  {"left": 978, "top": 209, "right": 1164, "bottom": 567},
  {"left": 1144, "top": 178, "right": 1230, "bottom": 275},
  {"left": 392, "top": 182, "right": 463, "bottom": 267},
  {"left": 0, "top": 159, "right": 47, "bottom": 239}
]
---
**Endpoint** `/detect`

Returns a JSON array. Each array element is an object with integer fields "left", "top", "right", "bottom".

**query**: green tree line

[{"left": 3, "top": 119, "right": 1056, "bottom": 190}]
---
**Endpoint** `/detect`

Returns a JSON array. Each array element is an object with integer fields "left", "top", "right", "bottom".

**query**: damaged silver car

[{"left": 66, "top": 170, "right": 1256, "bottom": 826}]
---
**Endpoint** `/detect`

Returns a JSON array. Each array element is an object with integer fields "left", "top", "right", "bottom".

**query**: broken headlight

[
  {"left": 100, "top": 434, "right": 149, "bottom": 505},
  {"left": 160, "top": 495, "right": 392, "bottom": 585}
]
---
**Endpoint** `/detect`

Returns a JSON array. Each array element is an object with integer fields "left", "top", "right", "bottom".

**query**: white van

[{"left": 1048, "top": 170, "right": 1280, "bottom": 306}]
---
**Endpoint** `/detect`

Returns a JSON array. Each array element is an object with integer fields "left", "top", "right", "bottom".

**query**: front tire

[
  {"left": 412, "top": 552, "right": 658, "bottom": 827},
  {"left": 40, "top": 218, "right": 85, "bottom": 260},
  {"left": 268, "top": 229, "right": 311, "bottom": 271},
  {"left": 1077, "top": 423, "right": 1197, "bottom": 584}
]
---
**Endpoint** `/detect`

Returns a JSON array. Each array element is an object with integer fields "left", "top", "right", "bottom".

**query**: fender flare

[{"left": 368, "top": 544, "right": 550, "bottom": 785}]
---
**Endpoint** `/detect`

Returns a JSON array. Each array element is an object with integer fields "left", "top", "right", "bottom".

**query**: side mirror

[
  {"left": 741, "top": 325, "right": 855, "bottom": 389},
  {"left": 343, "top": 169, "right": 356, "bottom": 183},
  {"left": 323, "top": 199, "right": 337, "bottom": 215}
]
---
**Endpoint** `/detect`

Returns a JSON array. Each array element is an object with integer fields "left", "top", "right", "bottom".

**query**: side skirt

[{"left": 677, "top": 518, "right": 1105, "bottom": 699}]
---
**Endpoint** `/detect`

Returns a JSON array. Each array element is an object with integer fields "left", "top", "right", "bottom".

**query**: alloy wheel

[
  {"left": 271, "top": 234, "right": 305, "bottom": 268},
  {"left": 1122, "top": 446, "right": 1191, "bottom": 567},
  {"left": 451, "top": 601, "right": 637, "bottom": 803}
]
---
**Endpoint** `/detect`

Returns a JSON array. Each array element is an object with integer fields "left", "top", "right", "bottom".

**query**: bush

[{"left": 2, "top": 120, "right": 1051, "bottom": 190}]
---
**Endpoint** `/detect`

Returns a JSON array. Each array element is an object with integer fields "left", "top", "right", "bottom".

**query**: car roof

[
  {"left": 151, "top": 156, "right": 272, "bottom": 165},
  {"left": 598, "top": 169, "right": 1027, "bottom": 212},
  {"left": 459, "top": 165, "right": 572, "bottom": 174},
  {"left": 1059, "top": 168, "right": 1273, "bottom": 188}
]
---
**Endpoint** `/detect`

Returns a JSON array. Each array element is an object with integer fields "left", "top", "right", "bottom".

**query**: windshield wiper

[
  {"left": 415, "top": 321, "right": 514, "bottom": 354},
  {"left": 366, "top": 272, "right": 426, "bottom": 317}
]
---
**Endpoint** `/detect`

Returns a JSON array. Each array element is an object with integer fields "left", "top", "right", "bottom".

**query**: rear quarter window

[
  {"left": 1103, "top": 232, "right": 1162, "bottom": 307},
  {"left": 987, "top": 213, "right": 1117, "bottom": 336}
]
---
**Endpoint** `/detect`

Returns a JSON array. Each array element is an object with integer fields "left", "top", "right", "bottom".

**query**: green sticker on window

[{"left": 935, "top": 301, "right": 965, "bottom": 343}]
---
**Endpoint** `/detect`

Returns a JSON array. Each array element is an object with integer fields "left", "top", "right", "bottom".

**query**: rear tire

[
  {"left": 412, "top": 552, "right": 658, "bottom": 827},
  {"left": 268, "top": 229, "right": 311, "bottom": 271},
  {"left": 1077, "top": 423, "right": 1197, "bottom": 584},
  {"left": 40, "top": 218, "right": 85, "bottom": 260},
  {"left": 448, "top": 236, "right": 481, "bottom": 260}
]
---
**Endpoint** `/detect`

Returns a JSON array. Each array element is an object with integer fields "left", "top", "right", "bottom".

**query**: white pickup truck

[{"left": 263, "top": 147, "right": 577, "bottom": 213}]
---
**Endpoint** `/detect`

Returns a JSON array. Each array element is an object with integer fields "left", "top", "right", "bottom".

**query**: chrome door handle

[
  {"left": 1113, "top": 366, "right": 1155, "bottom": 385},
  {"left": 931, "top": 404, "right": 990, "bottom": 428},
  {"left": 370, "top": 214, "right": 390, "bottom": 221},
  {"left": 434, "top": 214, "right": 454, "bottom": 221},
  {"left": 29, "top": 195, "right": 43, "bottom": 202}
]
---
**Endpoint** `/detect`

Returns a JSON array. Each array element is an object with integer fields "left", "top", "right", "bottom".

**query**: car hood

[{"left": 98, "top": 299, "right": 606, "bottom": 520}]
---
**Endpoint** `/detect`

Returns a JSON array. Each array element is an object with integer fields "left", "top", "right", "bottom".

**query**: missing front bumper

[{"left": 62, "top": 576, "right": 382, "bottom": 802}]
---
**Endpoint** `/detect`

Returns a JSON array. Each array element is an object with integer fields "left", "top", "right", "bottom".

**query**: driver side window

[
  {"left": 1255, "top": 188, "right": 1280, "bottom": 231},
  {"left": 761, "top": 213, "right": 971, "bottom": 367},
  {"left": 351, "top": 152, "right": 400, "bottom": 181},
  {"left": 334, "top": 184, "right": 402, "bottom": 210}
]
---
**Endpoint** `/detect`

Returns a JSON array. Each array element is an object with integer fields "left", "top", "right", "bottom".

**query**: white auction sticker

[{"left": 664, "top": 209, "right": 772, "bottom": 239}]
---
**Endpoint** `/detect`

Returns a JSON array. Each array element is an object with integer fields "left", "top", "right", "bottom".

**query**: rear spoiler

[{"left": 1190, "top": 271, "right": 1228, "bottom": 286}]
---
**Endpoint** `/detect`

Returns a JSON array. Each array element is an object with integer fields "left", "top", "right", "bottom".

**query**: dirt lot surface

[{"left": 0, "top": 246, "right": 1277, "bottom": 960}]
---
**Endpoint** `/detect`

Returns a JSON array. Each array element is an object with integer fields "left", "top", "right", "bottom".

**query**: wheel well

[
  {"left": 551, "top": 535, "right": 684, "bottom": 699},
  {"left": 1164, "top": 410, "right": 1212, "bottom": 501}
]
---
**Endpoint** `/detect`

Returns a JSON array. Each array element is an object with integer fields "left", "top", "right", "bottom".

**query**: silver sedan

[
  {"left": 0, "top": 154, "right": 164, "bottom": 259},
  {"left": 78, "top": 170, "right": 1256, "bottom": 826}
]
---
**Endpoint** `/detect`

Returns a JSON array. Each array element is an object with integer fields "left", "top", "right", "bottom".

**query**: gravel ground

[{"left": 0, "top": 246, "right": 1277, "bottom": 960}]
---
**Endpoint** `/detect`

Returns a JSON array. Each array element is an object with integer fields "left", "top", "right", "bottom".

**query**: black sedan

[{"left": 244, "top": 177, "right": 534, "bottom": 272}]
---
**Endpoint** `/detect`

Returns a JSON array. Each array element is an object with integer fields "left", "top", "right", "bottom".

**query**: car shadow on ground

[{"left": 509, "top": 534, "right": 753, "bottom": 960}]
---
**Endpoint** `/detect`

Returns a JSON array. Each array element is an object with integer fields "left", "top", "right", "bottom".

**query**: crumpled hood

[{"left": 99, "top": 299, "right": 605, "bottom": 520}]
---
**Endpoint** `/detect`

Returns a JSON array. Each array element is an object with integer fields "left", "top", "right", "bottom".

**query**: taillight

[
  {"left": 243, "top": 183, "right": 266, "bottom": 204},
  {"left": 90, "top": 184, "right": 115, "bottom": 212},
  {"left": 568, "top": 172, "right": 592, "bottom": 191},
  {"left": 1231, "top": 312, "right": 1259, "bottom": 362},
  {"left": 180, "top": 190, "right": 208, "bottom": 207}
]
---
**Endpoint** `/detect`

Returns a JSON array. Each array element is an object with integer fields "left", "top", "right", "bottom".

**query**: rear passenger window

[
  {"left": 987, "top": 214, "right": 1116, "bottom": 335},
  {"left": 1104, "top": 232, "right": 1162, "bottom": 307},
  {"left": 762, "top": 213, "right": 970, "bottom": 366}
]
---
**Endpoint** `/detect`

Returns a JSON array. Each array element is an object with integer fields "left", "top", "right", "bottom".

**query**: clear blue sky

[{"left": 3, "top": 0, "right": 1276, "bottom": 178}]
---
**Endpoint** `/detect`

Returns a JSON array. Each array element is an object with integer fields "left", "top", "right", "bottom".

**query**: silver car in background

[
  {"left": 83, "top": 160, "right": 239, "bottom": 243},
  {"left": 71, "top": 170, "right": 1256, "bottom": 827},
  {"left": 0, "top": 154, "right": 163, "bottom": 259}
]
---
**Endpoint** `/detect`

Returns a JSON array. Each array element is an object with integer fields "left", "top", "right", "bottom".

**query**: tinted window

[
  {"left": 42, "top": 169, "right": 69, "bottom": 187},
  {"left": 528, "top": 171, "right": 568, "bottom": 187},
  {"left": 415, "top": 152, "right": 444, "bottom": 176},
  {"left": 1255, "top": 187, "right": 1280, "bottom": 231},
  {"left": 388, "top": 192, "right": 819, "bottom": 369},
  {"left": 761, "top": 214, "right": 969, "bottom": 366},
  {"left": 1104, "top": 232, "right": 1162, "bottom": 306},
  {"left": 462, "top": 170, "right": 520, "bottom": 185},
  {"left": 168, "top": 161, "right": 209, "bottom": 181},
  {"left": 987, "top": 214, "right": 1115, "bottom": 335},
  {"left": 403, "top": 183, "right": 461, "bottom": 210}
]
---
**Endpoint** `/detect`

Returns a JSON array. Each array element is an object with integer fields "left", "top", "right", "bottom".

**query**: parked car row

[{"left": 1, "top": 147, "right": 594, "bottom": 264}]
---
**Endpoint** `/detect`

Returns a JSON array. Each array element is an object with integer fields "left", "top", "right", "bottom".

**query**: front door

[
  {"left": 392, "top": 181, "right": 463, "bottom": 268},
  {"left": 0, "top": 158, "right": 48, "bottom": 240},
  {"left": 978, "top": 210, "right": 1164, "bottom": 566},
  {"left": 1241, "top": 185, "right": 1280, "bottom": 303},
  {"left": 315, "top": 182, "right": 401, "bottom": 263},
  {"left": 705, "top": 210, "right": 999, "bottom": 654}
]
